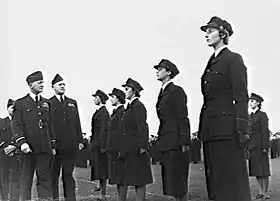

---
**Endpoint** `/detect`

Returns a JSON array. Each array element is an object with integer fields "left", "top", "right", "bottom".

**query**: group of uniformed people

[
  {"left": 0, "top": 15, "right": 274, "bottom": 201},
  {"left": 270, "top": 132, "right": 280, "bottom": 159}
]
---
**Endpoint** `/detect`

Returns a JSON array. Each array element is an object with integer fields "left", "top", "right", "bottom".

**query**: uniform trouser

[
  {"left": 203, "top": 139, "right": 252, "bottom": 201},
  {"left": 52, "top": 150, "right": 76, "bottom": 201},
  {"left": 20, "top": 152, "right": 53, "bottom": 201},
  {"left": 0, "top": 155, "right": 21, "bottom": 201}
]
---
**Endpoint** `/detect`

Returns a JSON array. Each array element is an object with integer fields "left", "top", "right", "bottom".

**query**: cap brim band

[{"left": 200, "top": 24, "right": 219, "bottom": 32}]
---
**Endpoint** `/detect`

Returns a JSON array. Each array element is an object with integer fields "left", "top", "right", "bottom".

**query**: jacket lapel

[{"left": 210, "top": 47, "right": 228, "bottom": 65}]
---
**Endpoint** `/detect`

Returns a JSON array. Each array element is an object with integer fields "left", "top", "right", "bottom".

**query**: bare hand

[
  {"left": 21, "top": 143, "right": 32, "bottom": 153},
  {"left": 140, "top": 148, "right": 148, "bottom": 154},
  {"left": 182, "top": 145, "right": 190, "bottom": 153},
  {"left": 239, "top": 133, "right": 251, "bottom": 147},
  {"left": 4, "top": 145, "right": 16, "bottom": 155},
  {"left": 78, "top": 143, "right": 84, "bottom": 150}
]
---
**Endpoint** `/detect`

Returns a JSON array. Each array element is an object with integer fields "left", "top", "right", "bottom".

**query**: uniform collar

[
  {"left": 95, "top": 104, "right": 105, "bottom": 111},
  {"left": 161, "top": 80, "right": 173, "bottom": 91},
  {"left": 29, "top": 92, "right": 41, "bottom": 101},
  {"left": 249, "top": 107, "right": 259, "bottom": 115},
  {"left": 214, "top": 45, "right": 227, "bottom": 57},
  {"left": 55, "top": 94, "right": 65, "bottom": 102}
]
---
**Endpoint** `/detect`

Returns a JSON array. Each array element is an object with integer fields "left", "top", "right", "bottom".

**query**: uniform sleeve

[
  {"left": 134, "top": 103, "right": 149, "bottom": 150},
  {"left": 174, "top": 87, "right": 191, "bottom": 146},
  {"left": 48, "top": 101, "right": 56, "bottom": 148},
  {"left": 260, "top": 112, "right": 270, "bottom": 150},
  {"left": 11, "top": 101, "right": 27, "bottom": 147},
  {"left": 229, "top": 54, "right": 249, "bottom": 134},
  {"left": 74, "top": 101, "right": 83, "bottom": 144},
  {"left": 99, "top": 110, "right": 109, "bottom": 149}
]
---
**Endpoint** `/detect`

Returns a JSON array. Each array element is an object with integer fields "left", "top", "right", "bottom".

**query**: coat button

[
  {"left": 38, "top": 112, "right": 42, "bottom": 115},
  {"left": 204, "top": 80, "right": 208, "bottom": 84},
  {"left": 206, "top": 69, "right": 211, "bottom": 72}
]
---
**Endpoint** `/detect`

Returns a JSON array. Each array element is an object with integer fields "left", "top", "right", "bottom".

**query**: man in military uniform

[
  {"left": 49, "top": 74, "right": 84, "bottom": 201},
  {"left": 199, "top": 17, "right": 251, "bottom": 201},
  {"left": 154, "top": 59, "right": 190, "bottom": 201},
  {"left": 11, "top": 71, "right": 56, "bottom": 200},
  {"left": 0, "top": 99, "right": 20, "bottom": 201}
]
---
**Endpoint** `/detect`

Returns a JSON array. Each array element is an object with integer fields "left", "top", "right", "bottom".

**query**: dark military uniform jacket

[
  {"left": 11, "top": 94, "right": 56, "bottom": 153},
  {"left": 249, "top": 110, "right": 270, "bottom": 151},
  {"left": 49, "top": 95, "right": 83, "bottom": 151},
  {"left": 155, "top": 82, "right": 190, "bottom": 152},
  {"left": 106, "top": 105, "right": 124, "bottom": 152},
  {"left": 199, "top": 48, "right": 249, "bottom": 141},
  {"left": 90, "top": 106, "right": 109, "bottom": 150},
  {"left": 0, "top": 117, "right": 17, "bottom": 155},
  {"left": 120, "top": 98, "right": 149, "bottom": 153}
]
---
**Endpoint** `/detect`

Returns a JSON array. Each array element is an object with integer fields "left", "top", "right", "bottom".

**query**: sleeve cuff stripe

[{"left": 15, "top": 137, "right": 25, "bottom": 143}]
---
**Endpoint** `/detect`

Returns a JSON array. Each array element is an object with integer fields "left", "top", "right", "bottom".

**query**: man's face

[
  {"left": 7, "top": 105, "right": 14, "bottom": 116},
  {"left": 110, "top": 95, "right": 118, "bottom": 106},
  {"left": 53, "top": 81, "right": 66, "bottom": 95},
  {"left": 156, "top": 67, "right": 171, "bottom": 81},
  {"left": 205, "top": 28, "right": 222, "bottom": 47},
  {"left": 249, "top": 99, "right": 259, "bottom": 109},
  {"left": 124, "top": 86, "right": 134, "bottom": 100},
  {"left": 93, "top": 95, "right": 101, "bottom": 105},
  {"left": 30, "top": 80, "right": 44, "bottom": 94}
]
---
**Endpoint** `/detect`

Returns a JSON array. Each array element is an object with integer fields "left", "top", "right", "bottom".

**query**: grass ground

[{"left": 32, "top": 157, "right": 280, "bottom": 200}]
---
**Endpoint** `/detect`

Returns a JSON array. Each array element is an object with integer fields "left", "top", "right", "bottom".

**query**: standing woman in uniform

[
  {"left": 119, "top": 78, "right": 153, "bottom": 201},
  {"left": 90, "top": 90, "right": 110, "bottom": 200},
  {"left": 106, "top": 88, "right": 126, "bottom": 200},
  {"left": 248, "top": 93, "right": 271, "bottom": 199},
  {"left": 153, "top": 59, "right": 190, "bottom": 201},
  {"left": 198, "top": 17, "right": 251, "bottom": 201}
]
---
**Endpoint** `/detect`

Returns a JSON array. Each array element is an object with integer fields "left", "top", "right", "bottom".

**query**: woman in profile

[{"left": 248, "top": 93, "right": 271, "bottom": 200}]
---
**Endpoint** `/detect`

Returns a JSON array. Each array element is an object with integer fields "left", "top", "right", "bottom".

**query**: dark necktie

[
  {"left": 158, "top": 88, "right": 163, "bottom": 98},
  {"left": 35, "top": 95, "right": 39, "bottom": 102},
  {"left": 60, "top": 95, "right": 64, "bottom": 102}
]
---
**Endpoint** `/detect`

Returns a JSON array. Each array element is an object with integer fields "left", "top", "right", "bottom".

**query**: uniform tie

[
  {"left": 60, "top": 95, "right": 64, "bottom": 102},
  {"left": 35, "top": 95, "right": 39, "bottom": 102}
]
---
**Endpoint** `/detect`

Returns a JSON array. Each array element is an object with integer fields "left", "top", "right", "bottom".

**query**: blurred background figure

[
  {"left": 0, "top": 99, "right": 21, "bottom": 201},
  {"left": 270, "top": 132, "right": 280, "bottom": 159},
  {"left": 248, "top": 93, "right": 271, "bottom": 200},
  {"left": 76, "top": 133, "right": 90, "bottom": 168},
  {"left": 190, "top": 132, "right": 201, "bottom": 164}
]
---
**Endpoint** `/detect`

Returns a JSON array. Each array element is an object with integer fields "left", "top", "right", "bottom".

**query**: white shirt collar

[
  {"left": 129, "top": 97, "right": 138, "bottom": 104},
  {"left": 95, "top": 104, "right": 104, "bottom": 111},
  {"left": 8, "top": 115, "right": 12, "bottom": 120},
  {"left": 29, "top": 92, "right": 40, "bottom": 101},
  {"left": 214, "top": 45, "right": 227, "bottom": 57},
  {"left": 249, "top": 107, "right": 259, "bottom": 115},
  {"left": 162, "top": 80, "right": 173, "bottom": 91},
  {"left": 55, "top": 94, "right": 65, "bottom": 102}
]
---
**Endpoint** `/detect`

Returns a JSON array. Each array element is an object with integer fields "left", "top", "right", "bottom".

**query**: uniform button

[
  {"left": 204, "top": 81, "right": 208, "bottom": 84},
  {"left": 122, "top": 133, "right": 126, "bottom": 136},
  {"left": 38, "top": 112, "right": 42, "bottom": 115},
  {"left": 205, "top": 92, "right": 208, "bottom": 95},
  {"left": 206, "top": 69, "right": 211, "bottom": 72},
  {"left": 37, "top": 106, "right": 40, "bottom": 108},
  {"left": 203, "top": 105, "right": 207, "bottom": 109}
]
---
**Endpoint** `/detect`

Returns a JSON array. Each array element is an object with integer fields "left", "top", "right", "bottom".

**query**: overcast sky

[{"left": 1, "top": 0, "right": 279, "bottom": 136}]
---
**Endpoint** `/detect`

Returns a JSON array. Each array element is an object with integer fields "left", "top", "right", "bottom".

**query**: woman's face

[
  {"left": 205, "top": 27, "right": 222, "bottom": 47},
  {"left": 124, "top": 86, "right": 134, "bottom": 100},
  {"left": 249, "top": 99, "right": 260, "bottom": 109}
]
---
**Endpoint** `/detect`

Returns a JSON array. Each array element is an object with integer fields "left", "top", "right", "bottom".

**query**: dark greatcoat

[
  {"left": 155, "top": 82, "right": 190, "bottom": 197},
  {"left": 11, "top": 94, "right": 55, "bottom": 200},
  {"left": 0, "top": 117, "right": 21, "bottom": 201},
  {"left": 248, "top": 110, "right": 270, "bottom": 176},
  {"left": 90, "top": 106, "right": 109, "bottom": 180},
  {"left": 119, "top": 98, "right": 153, "bottom": 186},
  {"left": 106, "top": 105, "right": 125, "bottom": 184},
  {"left": 198, "top": 48, "right": 251, "bottom": 201}
]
